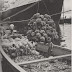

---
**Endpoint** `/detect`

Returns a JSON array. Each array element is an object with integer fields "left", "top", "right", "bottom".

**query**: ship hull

[{"left": 2, "top": 0, "right": 63, "bottom": 22}]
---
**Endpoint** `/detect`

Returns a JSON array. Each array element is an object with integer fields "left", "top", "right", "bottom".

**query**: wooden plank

[
  {"left": 17, "top": 54, "right": 72, "bottom": 66},
  {"left": 0, "top": 42, "right": 27, "bottom": 72},
  {"left": 36, "top": 43, "right": 71, "bottom": 55},
  {"left": 52, "top": 45, "right": 71, "bottom": 56}
]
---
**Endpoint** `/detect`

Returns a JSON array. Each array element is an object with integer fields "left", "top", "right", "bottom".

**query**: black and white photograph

[{"left": 0, "top": 0, "right": 72, "bottom": 72}]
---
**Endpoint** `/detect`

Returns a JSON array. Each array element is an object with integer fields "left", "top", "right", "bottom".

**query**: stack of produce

[
  {"left": 1, "top": 36, "right": 71, "bottom": 72},
  {"left": 2, "top": 35, "right": 41, "bottom": 59},
  {"left": 27, "top": 13, "right": 59, "bottom": 44},
  {"left": 22, "top": 59, "right": 71, "bottom": 72}
]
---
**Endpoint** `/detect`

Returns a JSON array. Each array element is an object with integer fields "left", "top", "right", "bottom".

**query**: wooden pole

[
  {"left": 17, "top": 54, "right": 72, "bottom": 65},
  {"left": 63, "top": 0, "right": 65, "bottom": 36}
]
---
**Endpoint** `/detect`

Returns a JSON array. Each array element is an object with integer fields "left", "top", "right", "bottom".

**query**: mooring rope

[
  {"left": 37, "top": 1, "right": 40, "bottom": 13},
  {"left": 0, "top": 10, "right": 71, "bottom": 25},
  {"left": 0, "top": 19, "right": 30, "bottom": 25},
  {"left": 50, "top": 10, "right": 72, "bottom": 16},
  {"left": 42, "top": 0, "right": 49, "bottom": 14}
]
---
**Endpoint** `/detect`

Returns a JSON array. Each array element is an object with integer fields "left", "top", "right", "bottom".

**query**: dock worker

[
  {"left": 9, "top": 24, "right": 14, "bottom": 34},
  {"left": 0, "top": 24, "right": 5, "bottom": 38}
]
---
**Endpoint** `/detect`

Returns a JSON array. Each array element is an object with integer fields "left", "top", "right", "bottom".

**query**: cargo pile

[
  {"left": 1, "top": 35, "right": 71, "bottom": 72},
  {"left": 22, "top": 59, "right": 71, "bottom": 72},
  {"left": 1, "top": 13, "right": 71, "bottom": 72},
  {"left": 2, "top": 35, "right": 45, "bottom": 60},
  {"left": 27, "top": 13, "right": 59, "bottom": 44},
  {"left": 2, "top": 13, "right": 59, "bottom": 60},
  {"left": 1, "top": 13, "right": 64, "bottom": 62}
]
